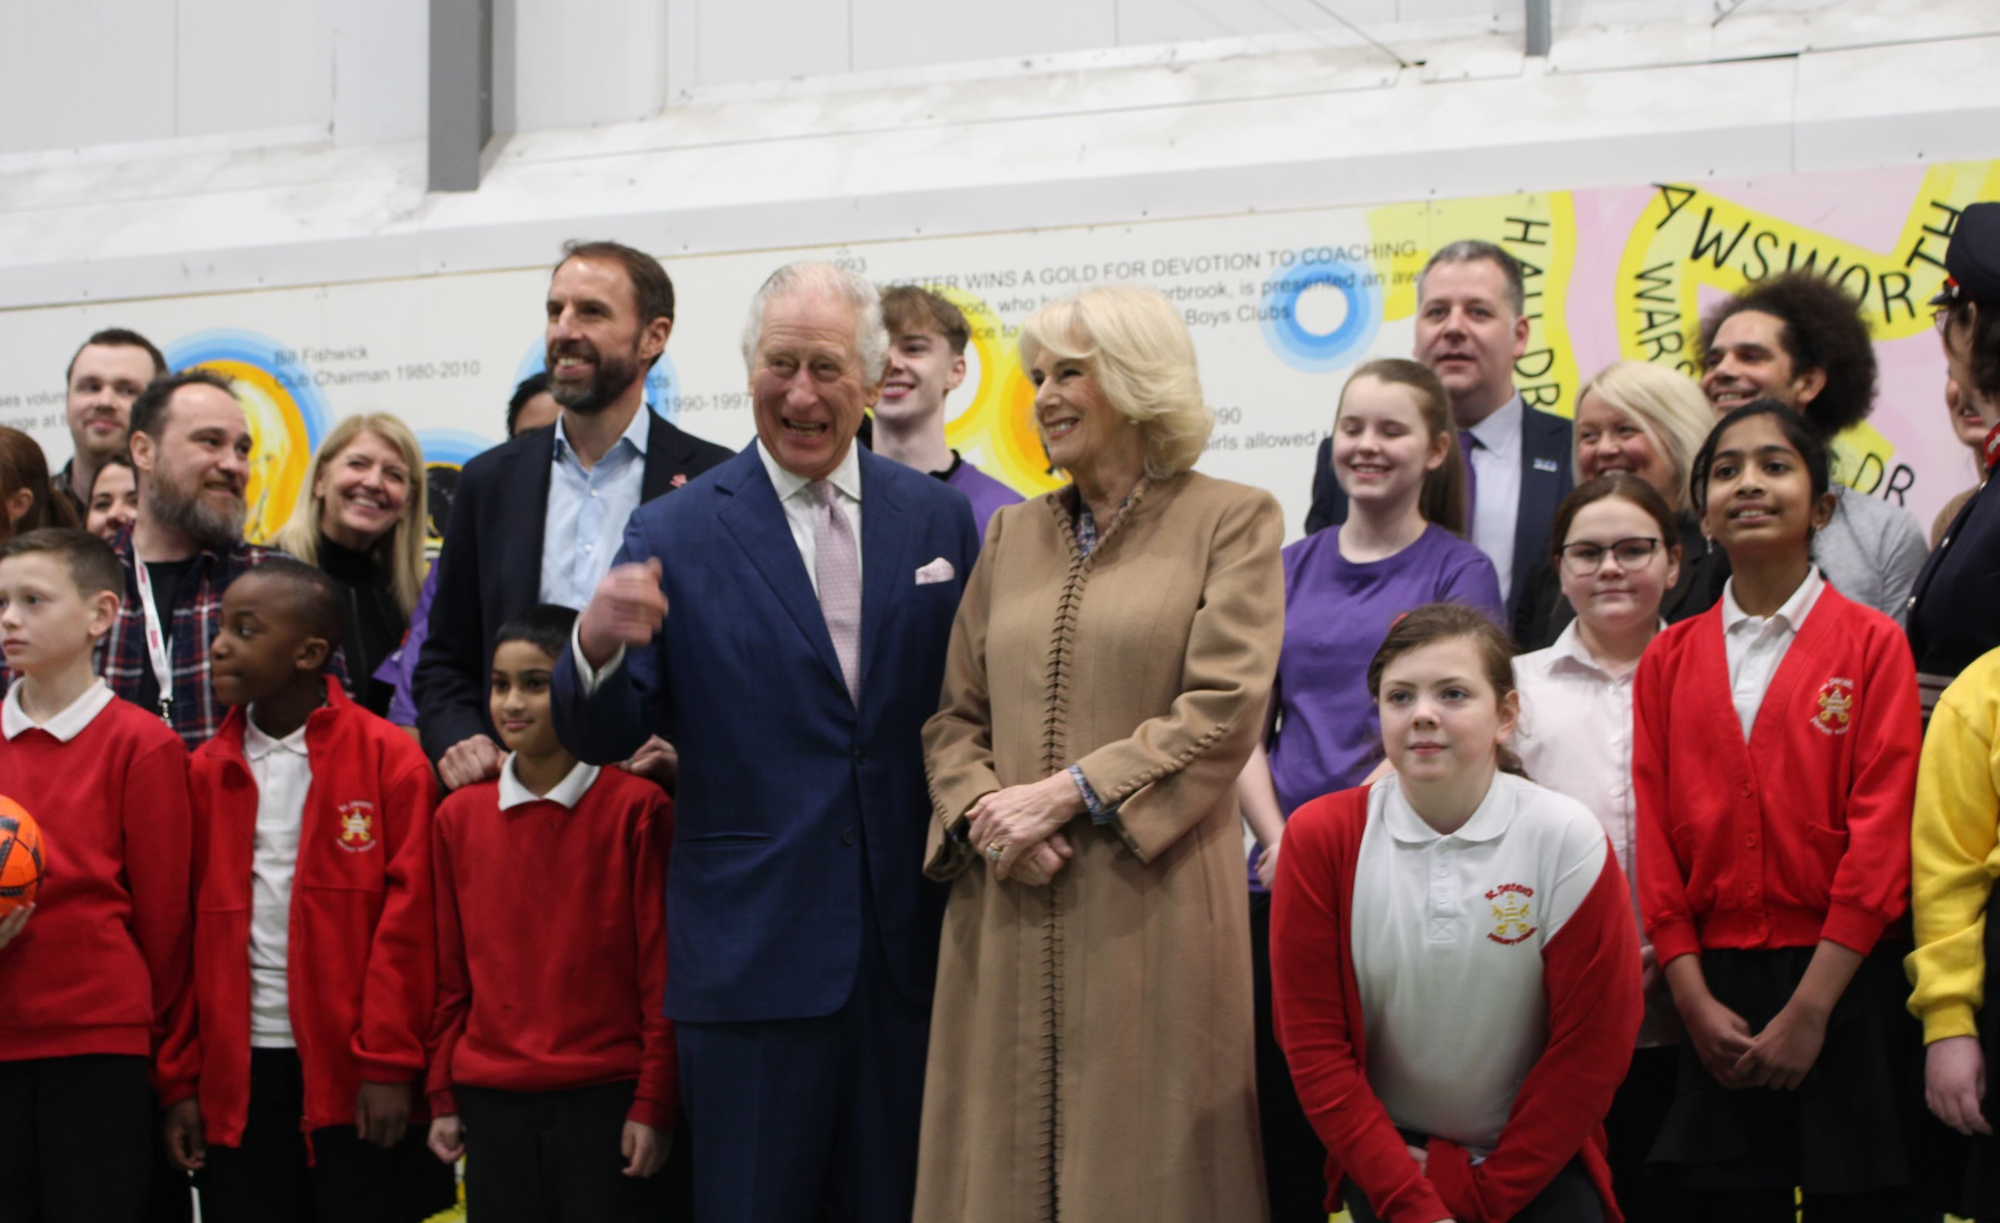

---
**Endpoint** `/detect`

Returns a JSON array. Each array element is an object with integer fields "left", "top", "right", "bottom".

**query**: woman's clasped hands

[{"left": 966, "top": 772, "right": 1086, "bottom": 885}]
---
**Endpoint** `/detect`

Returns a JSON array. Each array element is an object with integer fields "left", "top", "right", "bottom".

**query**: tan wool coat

[{"left": 916, "top": 471, "right": 1284, "bottom": 1223}]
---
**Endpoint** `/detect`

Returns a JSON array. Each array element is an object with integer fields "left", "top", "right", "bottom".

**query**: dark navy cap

[{"left": 1931, "top": 201, "right": 2000, "bottom": 308}]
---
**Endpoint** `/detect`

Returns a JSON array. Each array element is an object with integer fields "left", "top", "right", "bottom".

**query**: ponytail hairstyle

[
  {"left": 1337, "top": 359, "right": 1468, "bottom": 537},
  {"left": 1365, "top": 602, "right": 1526, "bottom": 778}
]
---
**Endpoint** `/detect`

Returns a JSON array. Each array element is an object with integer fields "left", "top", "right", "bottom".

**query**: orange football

[{"left": 0, "top": 795, "right": 45, "bottom": 915}]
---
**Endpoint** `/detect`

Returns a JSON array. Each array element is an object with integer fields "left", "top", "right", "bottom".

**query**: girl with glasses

[{"left": 1513, "top": 473, "right": 1686, "bottom": 1222}]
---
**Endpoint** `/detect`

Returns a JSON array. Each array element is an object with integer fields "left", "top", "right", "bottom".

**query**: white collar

[
  {"left": 1545, "top": 618, "right": 1662, "bottom": 680},
  {"left": 497, "top": 754, "right": 601, "bottom": 810},
  {"left": 2, "top": 678, "right": 114, "bottom": 742},
  {"left": 1465, "top": 391, "right": 1525, "bottom": 455},
  {"left": 243, "top": 709, "right": 311, "bottom": 761},
  {"left": 756, "top": 437, "right": 863, "bottom": 507},
  {"left": 1378, "top": 771, "right": 1514, "bottom": 846},
  {"left": 1721, "top": 565, "right": 1825, "bottom": 636},
  {"left": 554, "top": 403, "right": 652, "bottom": 465}
]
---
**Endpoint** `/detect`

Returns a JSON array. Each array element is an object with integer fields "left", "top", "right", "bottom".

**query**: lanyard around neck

[{"left": 130, "top": 553, "right": 179, "bottom": 725}]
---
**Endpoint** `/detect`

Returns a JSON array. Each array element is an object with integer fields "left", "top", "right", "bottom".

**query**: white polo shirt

[{"left": 1350, "top": 772, "right": 1609, "bottom": 1154}]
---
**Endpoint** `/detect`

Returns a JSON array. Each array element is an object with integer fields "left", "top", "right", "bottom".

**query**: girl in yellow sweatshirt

[{"left": 1909, "top": 643, "right": 2000, "bottom": 1216}]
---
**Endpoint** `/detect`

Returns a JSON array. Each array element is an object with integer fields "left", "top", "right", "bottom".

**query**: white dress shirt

[
  {"left": 244, "top": 710, "right": 312, "bottom": 1048},
  {"left": 1719, "top": 566, "right": 1826, "bottom": 738},
  {"left": 1513, "top": 622, "right": 1646, "bottom": 887},
  {"left": 1513, "top": 623, "right": 1689, "bottom": 1046},
  {"left": 1465, "top": 392, "right": 1526, "bottom": 602},
  {"left": 496, "top": 754, "right": 601, "bottom": 810},
  {"left": 1, "top": 678, "right": 113, "bottom": 741},
  {"left": 754, "top": 437, "right": 865, "bottom": 598},
  {"left": 540, "top": 404, "right": 651, "bottom": 610}
]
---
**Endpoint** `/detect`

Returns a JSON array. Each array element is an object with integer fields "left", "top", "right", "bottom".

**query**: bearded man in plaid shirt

[{"left": 2, "top": 369, "right": 289, "bottom": 749}]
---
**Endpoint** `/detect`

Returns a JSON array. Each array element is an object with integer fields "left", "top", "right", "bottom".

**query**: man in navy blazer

[
  {"left": 1304, "top": 239, "right": 1572, "bottom": 630},
  {"left": 415, "top": 241, "right": 731, "bottom": 786},
  {"left": 554, "top": 262, "right": 979, "bottom": 1223}
]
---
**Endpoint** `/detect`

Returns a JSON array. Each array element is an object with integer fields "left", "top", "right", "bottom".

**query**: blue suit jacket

[
  {"left": 552, "top": 444, "right": 980, "bottom": 1024},
  {"left": 414, "top": 412, "right": 731, "bottom": 763}
]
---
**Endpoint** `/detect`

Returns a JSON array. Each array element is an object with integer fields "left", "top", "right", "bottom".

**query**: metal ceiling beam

[
  {"left": 1525, "top": 0, "right": 1552, "bottom": 56},
  {"left": 429, "top": 0, "right": 493, "bottom": 192}
]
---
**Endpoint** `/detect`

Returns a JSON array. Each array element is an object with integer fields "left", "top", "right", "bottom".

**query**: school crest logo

[
  {"left": 1486, "top": 882, "right": 1538, "bottom": 945},
  {"left": 336, "top": 801, "right": 378, "bottom": 853},
  {"left": 1811, "top": 677, "right": 1856, "bottom": 736}
]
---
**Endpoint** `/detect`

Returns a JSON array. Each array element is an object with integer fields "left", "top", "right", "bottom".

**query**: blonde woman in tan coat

[{"left": 918, "top": 285, "right": 1284, "bottom": 1223}]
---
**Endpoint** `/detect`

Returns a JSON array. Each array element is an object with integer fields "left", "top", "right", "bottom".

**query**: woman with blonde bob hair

[
  {"left": 275, "top": 412, "right": 428, "bottom": 715},
  {"left": 1515, "top": 361, "right": 1723, "bottom": 648},
  {"left": 1016, "top": 284, "right": 1215, "bottom": 481},
  {"left": 917, "top": 285, "right": 1284, "bottom": 1222}
]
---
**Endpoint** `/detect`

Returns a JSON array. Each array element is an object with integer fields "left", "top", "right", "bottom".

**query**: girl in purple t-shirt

[{"left": 1237, "top": 357, "right": 1502, "bottom": 1223}]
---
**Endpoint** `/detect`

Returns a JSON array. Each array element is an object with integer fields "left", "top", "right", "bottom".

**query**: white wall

[
  {"left": 0, "top": 0, "right": 1859, "bottom": 148},
  {"left": 0, "top": 0, "right": 1993, "bottom": 312},
  {"left": 0, "top": 0, "right": 427, "bottom": 152}
]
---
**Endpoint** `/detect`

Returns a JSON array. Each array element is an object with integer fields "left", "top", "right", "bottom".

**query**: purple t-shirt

[
  {"left": 1252, "top": 523, "right": 1504, "bottom": 888},
  {"left": 944, "top": 457, "right": 1023, "bottom": 540}
]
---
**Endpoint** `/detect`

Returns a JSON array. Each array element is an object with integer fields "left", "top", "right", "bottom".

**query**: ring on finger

[{"left": 987, "top": 839, "right": 1008, "bottom": 863}]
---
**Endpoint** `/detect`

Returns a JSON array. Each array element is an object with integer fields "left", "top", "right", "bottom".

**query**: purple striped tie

[{"left": 811, "top": 480, "right": 862, "bottom": 704}]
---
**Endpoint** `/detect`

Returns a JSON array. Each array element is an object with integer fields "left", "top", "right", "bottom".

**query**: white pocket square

[{"left": 915, "top": 557, "right": 955, "bottom": 585}]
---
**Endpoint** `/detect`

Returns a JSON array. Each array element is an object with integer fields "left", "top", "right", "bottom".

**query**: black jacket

[{"left": 414, "top": 411, "right": 732, "bottom": 762}]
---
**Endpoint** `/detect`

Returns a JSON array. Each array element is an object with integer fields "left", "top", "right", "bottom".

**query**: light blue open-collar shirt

[{"left": 539, "top": 404, "right": 651, "bottom": 610}]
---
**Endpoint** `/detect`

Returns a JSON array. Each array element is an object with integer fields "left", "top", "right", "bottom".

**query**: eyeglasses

[{"left": 1558, "top": 537, "right": 1662, "bottom": 575}]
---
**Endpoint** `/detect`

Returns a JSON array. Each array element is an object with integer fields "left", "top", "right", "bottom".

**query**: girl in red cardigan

[
  {"left": 1272, "top": 603, "right": 1642, "bottom": 1223},
  {"left": 1633, "top": 401, "right": 1930, "bottom": 1219}
]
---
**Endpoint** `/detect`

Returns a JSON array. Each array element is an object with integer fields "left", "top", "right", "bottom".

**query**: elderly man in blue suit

[{"left": 553, "top": 261, "right": 980, "bottom": 1223}]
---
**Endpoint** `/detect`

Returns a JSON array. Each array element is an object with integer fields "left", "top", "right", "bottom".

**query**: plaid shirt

[{"left": 99, "top": 534, "right": 288, "bottom": 750}]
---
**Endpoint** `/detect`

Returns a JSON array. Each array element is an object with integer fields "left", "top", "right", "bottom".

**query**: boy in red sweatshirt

[
  {"left": 426, "top": 603, "right": 677, "bottom": 1223},
  {"left": 0, "top": 528, "right": 192, "bottom": 1223},
  {"left": 161, "top": 559, "right": 452, "bottom": 1223}
]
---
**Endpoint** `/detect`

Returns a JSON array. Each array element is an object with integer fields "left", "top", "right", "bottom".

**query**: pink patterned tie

[{"left": 812, "top": 480, "right": 862, "bottom": 703}]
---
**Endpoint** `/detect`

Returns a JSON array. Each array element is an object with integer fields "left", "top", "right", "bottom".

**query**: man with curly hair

[{"left": 1697, "top": 270, "right": 1927, "bottom": 621}]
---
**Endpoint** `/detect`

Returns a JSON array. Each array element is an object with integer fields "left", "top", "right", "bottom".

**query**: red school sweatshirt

[
  {"left": 162, "top": 678, "right": 437, "bottom": 1145},
  {"left": 0, "top": 691, "right": 192, "bottom": 1093},
  {"left": 427, "top": 765, "right": 677, "bottom": 1130},
  {"left": 1270, "top": 785, "right": 1640, "bottom": 1223},
  {"left": 1632, "top": 585, "right": 1920, "bottom": 966}
]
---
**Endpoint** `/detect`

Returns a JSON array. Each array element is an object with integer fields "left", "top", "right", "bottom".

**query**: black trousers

[
  {"left": 1603, "top": 1046, "right": 1696, "bottom": 1223},
  {"left": 197, "top": 1048, "right": 456, "bottom": 1223},
  {"left": 1249, "top": 889, "right": 1331, "bottom": 1223},
  {"left": 456, "top": 1079, "right": 681, "bottom": 1223},
  {"left": 1347, "top": 1158, "right": 1603, "bottom": 1223},
  {"left": 0, "top": 1053, "right": 154, "bottom": 1223}
]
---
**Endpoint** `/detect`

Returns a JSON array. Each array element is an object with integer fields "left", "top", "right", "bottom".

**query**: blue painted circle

[
  {"left": 164, "top": 328, "right": 333, "bottom": 452},
  {"left": 1260, "top": 254, "right": 1383, "bottom": 373}
]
